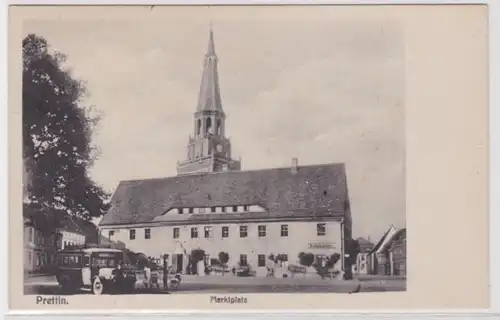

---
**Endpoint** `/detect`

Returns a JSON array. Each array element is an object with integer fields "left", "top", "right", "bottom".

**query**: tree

[
  {"left": 22, "top": 34, "right": 109, "bottom": 226},
  {"left": 344, "top": 238, "right": 360, "bottom": 280},
  {"left": 218, "top": 252, "right": 229, "bottom": 276},
  {"left": 298, "top": 252, "right": 315, "bottom": 267},
  {"left": 326, "top": 253, "right": 341, "bottom": 268}
]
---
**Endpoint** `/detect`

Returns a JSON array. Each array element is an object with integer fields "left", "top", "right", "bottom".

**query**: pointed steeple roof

[
  {"left": 207, "top": 24, "right": 216, "bottom": 56},
  {"left": 196, "top": 26, "right": 223, "bottom": 112}
]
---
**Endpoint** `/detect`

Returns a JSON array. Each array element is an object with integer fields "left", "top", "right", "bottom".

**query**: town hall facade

[{"left": 98, "top": 28, "right": 353, "bottom": 276}]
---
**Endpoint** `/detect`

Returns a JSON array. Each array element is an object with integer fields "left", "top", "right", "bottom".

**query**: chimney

[{"left": 291, "top": 158, "right": 298, "bottom": 174}]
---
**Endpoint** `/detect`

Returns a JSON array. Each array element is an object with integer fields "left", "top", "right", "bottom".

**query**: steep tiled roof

[
  {"left": 369, "top": 225, "right": 397, "bottom": 254},
  {"left": 392, "top": 228, "right": 406, "bottom": 241},
  {"left": 385, "top": 228, "right": 406, "bottom": 250},
  {"left": 100, "top": 163, "right": 349, "bottom": 226}
]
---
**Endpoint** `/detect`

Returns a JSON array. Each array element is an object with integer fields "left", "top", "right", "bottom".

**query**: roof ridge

[{"left": 118, "top": 162, "right": 346, "bottom": 184}]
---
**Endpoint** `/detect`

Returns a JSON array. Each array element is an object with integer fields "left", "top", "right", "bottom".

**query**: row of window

[
  {"left": 62, "top": 240, "right": 82, "bottom": 249},
  {"left": 172, "top": 205, "right": 253, "bottom": 214},
  {"left": 121, "top": 223, "right": 327, "bottom": 240}
]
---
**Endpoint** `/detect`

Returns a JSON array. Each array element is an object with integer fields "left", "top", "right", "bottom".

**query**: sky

[{"left": 23, "top": 7, "right": 406, "bottom": 241}]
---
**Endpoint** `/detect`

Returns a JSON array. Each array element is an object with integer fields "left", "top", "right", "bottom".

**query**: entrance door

[
  {"left": 176, "top": 254, "right": 183, "bottom": 274},
  {"left": 82, "top": 255, "right": 92, "bottom": 286}
]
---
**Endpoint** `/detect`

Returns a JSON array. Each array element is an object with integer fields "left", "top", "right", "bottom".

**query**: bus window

[
  {"left": 91, "top": 252, "right": 121, "bottom": 268},
  {"left": 83, "top": 256, "right": 90, "bottom": 267},
  {"left": 58, "top": 254, "right": 83, "bottom": 268}
]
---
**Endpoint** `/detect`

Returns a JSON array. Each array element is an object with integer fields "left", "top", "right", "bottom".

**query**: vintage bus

[{"left": 55, "top": 245, "right": 137, "bottom": 295}]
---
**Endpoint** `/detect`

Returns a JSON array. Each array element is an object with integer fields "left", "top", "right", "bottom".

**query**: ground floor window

[
  {"left": 258, "top": 254, "right": 266, "bottom": 267},
  {"left": 240, "top": 254, "right": 248, "bottom": 266},
  {"left": 315, "top": 254, "right": 327, "bottom": 266},
  {"left": 28, "top": 251, "right": 32, "bottom": 265}
]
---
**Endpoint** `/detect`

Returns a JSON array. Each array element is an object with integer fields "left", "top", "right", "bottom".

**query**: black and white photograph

[{"left": 20, "top": 5, "right": 408, "bottom": 297}]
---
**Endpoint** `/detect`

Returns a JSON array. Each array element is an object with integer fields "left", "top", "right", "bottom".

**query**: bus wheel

[{"left": 92, "top": 278, "right": 104, "bottom": 295}]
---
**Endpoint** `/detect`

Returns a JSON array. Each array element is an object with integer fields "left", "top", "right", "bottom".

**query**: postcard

[{"left": 8, "top": 4, "right": 489, "bottom": 311}]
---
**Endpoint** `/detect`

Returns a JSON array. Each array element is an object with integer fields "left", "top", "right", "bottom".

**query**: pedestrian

[
  {"left": 143, "top": 263, "right": 152, "bottom": 290},
  {"left": 162, "top": 255, "right": 169, "bottom": 292},
  {"left": 151, "top": 269, "right": 160, "bottom": 290},
  {"left": 320, "top": 258, "right": 327, "bottom": 280},
  {"left": 113, "top": 260, "right": 125, "bottom": 293}
]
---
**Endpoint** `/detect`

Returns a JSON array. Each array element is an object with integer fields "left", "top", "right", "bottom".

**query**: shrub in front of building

[
  {"left": 188, "top": 249, "right": 205, "bottom": 275},
  {"left": 298, "top": 252, "right": 315, "bottom": 268},
  {"left": 218, "top": 252, "right": 229, "bottom": 276},
  {"left": 313, "top": 253, "right": 341, "bottom": 279}
]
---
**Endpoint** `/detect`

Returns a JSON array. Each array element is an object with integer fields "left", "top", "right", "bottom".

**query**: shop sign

[{"left": 308, "top": 243, "right": 336, "bottom": 250}]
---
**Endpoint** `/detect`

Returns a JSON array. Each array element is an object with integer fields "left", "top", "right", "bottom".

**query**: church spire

[
  {"left": 196, "top": 26, "right": 223, "bottom": 112},
  {"left": 207, "top": 24, "right": 216, "bottom": 56},
  {"left": 177, "top": 27, "right": 241, "bottom": 175}
]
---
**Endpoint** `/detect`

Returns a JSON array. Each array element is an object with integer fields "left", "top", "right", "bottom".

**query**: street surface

[{"left": 24, "top": 274, "right": 406, "bottom": 295}]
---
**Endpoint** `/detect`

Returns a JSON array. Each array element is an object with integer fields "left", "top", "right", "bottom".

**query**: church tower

[{"left": 177, "top": 27, "right": 241, "bottom": 175}]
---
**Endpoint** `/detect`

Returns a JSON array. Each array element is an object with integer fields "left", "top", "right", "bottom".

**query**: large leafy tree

[{"left": 22, "top": 34, "right": 109, "bottom": 226}]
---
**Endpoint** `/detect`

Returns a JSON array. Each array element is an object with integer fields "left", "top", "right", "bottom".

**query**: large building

[
  {"left": 58, "top": 215, "right": 99, "bottom": 250},
  {"left": 98, "top": 28, "right": 353, "bottom": 275}
]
